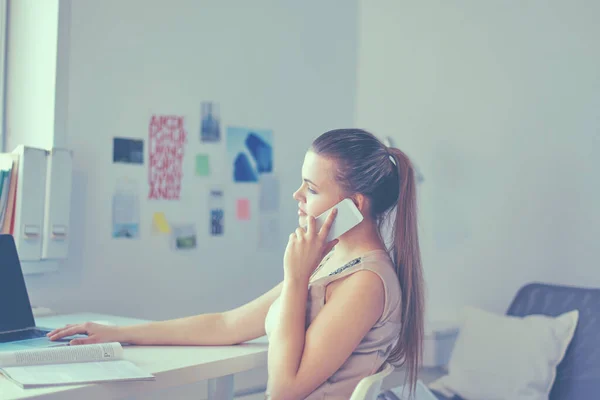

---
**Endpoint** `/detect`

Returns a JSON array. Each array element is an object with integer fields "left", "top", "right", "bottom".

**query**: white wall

[
  {"left": 4, "top": 0, "right": 59, "bottom": 151},
  {"left": 15, "top": 0, "right": 598, "bottom": 395},
  {"left": 356, "top": 0, "right": 600, "bottom": 318},
  {"left": 25, "top": 0, "right": 358, "bottom": 321},
  {"left": 21, "top": 2, "right": 357, "bottom": 397}
]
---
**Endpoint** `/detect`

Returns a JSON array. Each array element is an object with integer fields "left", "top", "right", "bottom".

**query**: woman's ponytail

[{"left": 385, "top": 147, "right": 425, "bottom": 395}]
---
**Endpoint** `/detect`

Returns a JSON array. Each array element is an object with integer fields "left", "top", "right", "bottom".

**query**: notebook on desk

[{"left": 0, "top": 342, "right": 154, "bottom": 388}]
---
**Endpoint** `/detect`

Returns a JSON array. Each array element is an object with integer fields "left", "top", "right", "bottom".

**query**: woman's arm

[
  {"left": 121, "top": 281, "right": 283, "bottom": 346},
  {"left": 119, "top": 313, "right": 230, "bottom": 346},
  {"left": 267, "top": 271, "right": 384, "bottom": 400},
  {"left": 48, "top": 281, "right": 283, "bottom": 346}
]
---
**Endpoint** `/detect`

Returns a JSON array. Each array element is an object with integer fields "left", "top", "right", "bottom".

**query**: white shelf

[{"left": 21, "top": 259, "right": 60, "bottom": 275}]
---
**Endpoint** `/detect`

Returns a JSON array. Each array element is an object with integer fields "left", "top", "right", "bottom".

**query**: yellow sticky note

[{"left": 152, "top": 212, "right": 170, "bottom": 233}]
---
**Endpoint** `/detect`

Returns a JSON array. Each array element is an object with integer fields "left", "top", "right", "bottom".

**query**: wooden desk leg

[{"left": 207, "top": 375, "right": 234, "bottom": 400}]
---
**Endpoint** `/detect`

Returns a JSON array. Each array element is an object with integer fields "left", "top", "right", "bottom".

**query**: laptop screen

[{"left": 0, "top": 235, "right": 36, "bottom": 332}]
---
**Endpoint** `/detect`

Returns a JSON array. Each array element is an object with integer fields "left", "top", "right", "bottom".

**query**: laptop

[{"left": 0, "top": 234, "right": 65, "bottom": 349}]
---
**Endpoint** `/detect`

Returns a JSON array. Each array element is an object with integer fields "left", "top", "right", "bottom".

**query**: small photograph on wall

[
  {"left": 113, "top": 137, "right": 144, "bottom": 164},
  {"left": 211, "top": 209, "right": 224, "bottom": 236},
  {"left": 209, "top": 188, "right": 224, "bottom": 236},
  {"left": 113, "top": 222, "right": 139, "bottom": 239},
  {"left": 171, "top": 223, "right": 197, "bottom": 250},
  {"left": 226, "top": 126, "right": 273, "bottom": 183},
  {"left": 112, "top": 178, "right": 140, "bottom": 239},
  {"left": 200, "top": 102, "right": 221, "bottom": 142}
]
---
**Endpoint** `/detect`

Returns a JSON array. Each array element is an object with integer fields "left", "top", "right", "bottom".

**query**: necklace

[{"left": 310, "top": 250, "right": 335, "bottom": 279}]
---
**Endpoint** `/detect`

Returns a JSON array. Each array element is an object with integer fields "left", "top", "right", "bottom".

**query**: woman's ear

[{"left": 352, "top": 193, "right": 369, "bottom": 215}]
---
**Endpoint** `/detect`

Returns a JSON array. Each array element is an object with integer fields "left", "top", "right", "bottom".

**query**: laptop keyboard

[{"left": 0, "top": 328, "right": 51, "bottom": 343}]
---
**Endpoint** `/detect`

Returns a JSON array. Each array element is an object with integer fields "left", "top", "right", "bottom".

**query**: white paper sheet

[
  {"left": 2, "top": 360, "right": 154, "bottom": 388},
  {"left": 259, "top": 174, "right": 280, "bottom": 212}
]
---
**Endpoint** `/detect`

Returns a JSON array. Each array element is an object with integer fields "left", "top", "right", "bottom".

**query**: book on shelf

[
  {"left": 0, "top": 342, "right": 154, "bottom": 388},
  {"left": 0, "top": 153, "right": 18, "bottom": 235}
]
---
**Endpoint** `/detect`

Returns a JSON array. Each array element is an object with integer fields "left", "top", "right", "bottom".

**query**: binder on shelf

[
  {"left": 0, "top": 153, "right": 18, "bottom": 234},
  {"left": 12, "top": 146, "right": 49, "bottom": 261},
  {"left": 42, "top": 148, "right": 73, "bottom": 259}
]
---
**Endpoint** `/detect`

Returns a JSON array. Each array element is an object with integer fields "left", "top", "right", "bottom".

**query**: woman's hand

[
  {"left": 46, "top": 322, "right": 124, "bottom": 345},
  {"left": 283, "top": 208, "right": 338, "bottom": 283}
]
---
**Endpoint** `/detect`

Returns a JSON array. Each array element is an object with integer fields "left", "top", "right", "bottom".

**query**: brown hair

[{"left": 311, "top": 128, "right": 425, "bottom": 394}]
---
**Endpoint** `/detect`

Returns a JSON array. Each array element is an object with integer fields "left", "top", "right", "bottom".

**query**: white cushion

[{"left": 428, "top": 307, "right": 579, "bottom": 400}]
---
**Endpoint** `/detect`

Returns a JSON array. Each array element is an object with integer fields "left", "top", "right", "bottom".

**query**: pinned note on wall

[
  {"left": 259, "top": 174, "right": 279, "bottom": 212},
  {"left": 152, "top": 212, "right": 170, "bottom": 234},
  {"left": 112, "top": 178, "right": 140, "bottom": 239},
  {"left": 113, "top": 138, "right": 144, "bottom": 165},
  {"left": 200, "top": 102, "right": 221, "bottom": 143},
  {"left": 236, "top": 198, "right": 251, "bottom": 221},
  {"left": 148, "top": 115, "right": 187, "bottom": 200},
  {"left": 195, "top": 154, "right": 210, "bottom": 176},
  {"left": 227, "top": 126, "right": 273, "bottom": 183},
  {"left": 171, "top": 223, "right": 197, "bottom": 250},
  {"left": 209, "top": 188, "right": 224, "bottom": 236}
]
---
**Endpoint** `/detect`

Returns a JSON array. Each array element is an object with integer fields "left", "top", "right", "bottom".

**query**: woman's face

[{"left": 293, "top": 151, "right": 345, "bottom": 227}]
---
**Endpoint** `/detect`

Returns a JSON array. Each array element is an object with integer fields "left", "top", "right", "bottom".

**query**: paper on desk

[
  {"left": 0, "top": 343, "right": 154, "bottom": 388},
  {"left": 0, "top": 342, "right": 123, "bottom": 367},
  {"left": 1, "top": 360, "right": 154, "bottom": 388}
]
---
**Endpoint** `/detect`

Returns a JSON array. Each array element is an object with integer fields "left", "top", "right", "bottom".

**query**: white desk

[{"left": 1, "top": 313, "right": 269, "bottom": 400}]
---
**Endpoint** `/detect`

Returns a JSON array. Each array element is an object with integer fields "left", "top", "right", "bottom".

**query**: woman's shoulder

[
  {"left": 326, "top": 269, "right": 386, "bottom": 319},
  {"left": 359, "top": 249, "right": 397, "bottom": 278},
  {"left": 355, "top": 250, "right": 402, "bottom": 312},
  {"left": 327, "top": 250, "right": 397, "bottom": 298},
  {"left": 326, "top": 259, "right": 400, "bottom": 326}
]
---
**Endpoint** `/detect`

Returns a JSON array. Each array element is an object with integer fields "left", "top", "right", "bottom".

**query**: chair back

[
  {"left": 507, "top": 282, "right": 600, "bottom": 400},
  {"left": 350, "top": 362, "right": 395, "bottom": 400}
]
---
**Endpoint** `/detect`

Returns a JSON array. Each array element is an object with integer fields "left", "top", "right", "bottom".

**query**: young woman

[{"left": 48, "top": 129, "right": 425, "bottom": 400}]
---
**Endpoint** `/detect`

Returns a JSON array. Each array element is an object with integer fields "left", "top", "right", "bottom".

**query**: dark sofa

[{"left": 431, "top": 282, "right": 600, "bottom": 400}]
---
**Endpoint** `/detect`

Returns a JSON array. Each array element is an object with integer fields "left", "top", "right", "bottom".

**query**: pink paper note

[{"left": 237, "top": 198, "right": 250, "bottom": 221}]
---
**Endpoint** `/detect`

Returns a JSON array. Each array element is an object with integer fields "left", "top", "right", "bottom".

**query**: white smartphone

[{"left": 311, "top": 198, "right": 364, "bottom": 242}]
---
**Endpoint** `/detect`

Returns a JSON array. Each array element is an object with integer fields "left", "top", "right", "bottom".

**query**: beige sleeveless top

[{"left": 264, "top": 249, "right": 403, "bottom": 399}]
